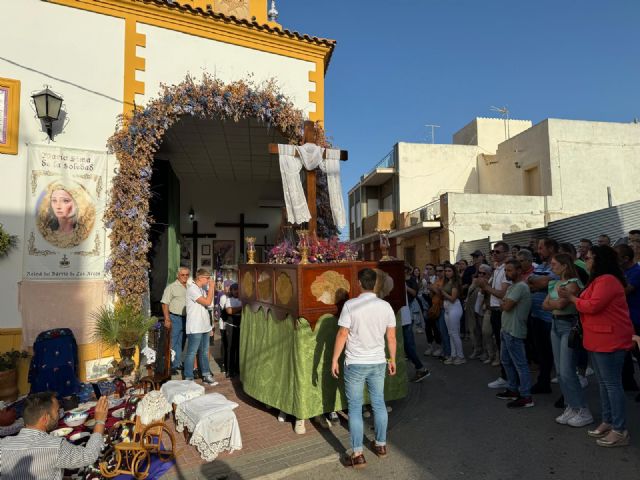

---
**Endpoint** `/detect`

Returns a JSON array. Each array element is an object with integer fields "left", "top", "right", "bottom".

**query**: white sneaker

[
  {"left": 555, "top": 406, "right": 578, "bottom": 425},
  {"left": 578, "top": 375, "right": 588, "bottom": 388},
  {"left": 431, "top": 347, "right": 443, "bottom": 357},
  {"left": 453, "top": 357, "right": 467, "bottom": 365},
  {"left": 277, "top": 411, "right": 287, "bottom": 422},
  {"left": 294, "top": 419, "right": 306, "bottom": 434},
  {"left": 424, "top": 344, "right": 433, "bottom": 356},
  {"left": 551, "top": 376, "right": 559, "bottom": 384},
  {"left": 567, "top": 408, "right": 594, "bottom": 427},
  {"left": 585, "top": 367, "right": 595, "bottom": 376},
  {"left": 491, "top": 358, "right": 501, "bottom": 367},
  {"left": 443, "top": 357, "right": 454, "bottom": 365},
  {"left": 487, "top": 377, "right": 508, "bottom": 389}
]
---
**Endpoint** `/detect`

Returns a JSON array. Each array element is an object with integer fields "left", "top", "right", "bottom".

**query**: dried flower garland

[{"left": 105, "top": 74, "right": 329, "bottom": 306}]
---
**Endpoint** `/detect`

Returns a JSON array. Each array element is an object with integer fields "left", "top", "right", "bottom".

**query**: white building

[
  {"left": 349, "top": 117, "right": 640, "bottom": 267},
  {"left": 0, "top": 0, "right": 334, "bottom": 387}
]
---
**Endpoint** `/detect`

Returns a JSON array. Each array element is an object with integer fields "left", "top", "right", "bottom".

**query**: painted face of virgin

[{"left": 51, "top": 189, "right": 75, "bottom": 219}]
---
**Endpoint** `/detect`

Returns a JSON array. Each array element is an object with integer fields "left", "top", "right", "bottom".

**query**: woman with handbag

[
  {"left": 559, "top": 245, "right": 634, "bottom": 447},
  {"left": 543, "top": 254, "right": 593, "bottom": 427}
]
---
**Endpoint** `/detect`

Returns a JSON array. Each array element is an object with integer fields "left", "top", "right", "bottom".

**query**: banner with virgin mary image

[{"left": 23, "top": 145, "right": 108, "bottom": 280}]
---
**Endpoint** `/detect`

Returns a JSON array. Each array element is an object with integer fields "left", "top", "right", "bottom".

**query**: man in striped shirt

[{"left": 0, "top": 392, "right": 107, "bottom": 479}]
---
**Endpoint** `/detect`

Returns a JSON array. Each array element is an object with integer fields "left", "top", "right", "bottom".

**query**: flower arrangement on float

[
  {"left": 105, "top": 74, "right": 328, "bottom": 305},
  {"left": 267, "top": 235, "right": 359, "bottom": 264}
]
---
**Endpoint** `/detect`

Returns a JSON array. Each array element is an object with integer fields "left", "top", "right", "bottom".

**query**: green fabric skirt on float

[{"left": 239, "top": 306, "right": 408, "bottom": 420}]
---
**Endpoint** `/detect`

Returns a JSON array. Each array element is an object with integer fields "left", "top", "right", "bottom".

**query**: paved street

[{"left": 164, "top": 332, "right": 640, "bottom": 480}]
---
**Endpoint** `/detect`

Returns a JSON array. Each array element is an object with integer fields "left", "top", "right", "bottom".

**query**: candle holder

[
  {"left": 296, "top": 229, "right": 309, "bottom": 265},
  {"left": 245, "top": 236, "right": 256, "bottom": 264},
  {"left": 376, "top": 229, "right": 392, "bottom": 261}
]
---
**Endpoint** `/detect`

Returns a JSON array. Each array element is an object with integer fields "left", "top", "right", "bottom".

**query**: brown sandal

[
  {"left": 345, "top": 453, "right": 367, "bottom": 469},
  {"left": 373, "top": 444, "right": 388, "bottom": 458},
  {"left": 588, "top": 422, "right": 612, "bottom": 438}
]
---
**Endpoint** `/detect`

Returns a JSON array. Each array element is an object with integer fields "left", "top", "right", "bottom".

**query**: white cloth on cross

[{"left": 277, "top": 143, "right": 346, "bottom": 228}]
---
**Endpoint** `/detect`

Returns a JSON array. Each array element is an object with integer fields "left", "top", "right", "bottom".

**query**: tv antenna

[
  {"left": 490, "top": 105, "right": 510, "bottom": 139},
  {"left": 425, "top": 124, "right": 440, "bottom": 144}
]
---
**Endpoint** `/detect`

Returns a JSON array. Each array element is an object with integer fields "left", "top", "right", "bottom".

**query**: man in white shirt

[
  {"left": 184, "top": 268, "right": 216, "bottom": 384},
  {"left": 331, "top": 268, "right": 397, "bottom": 468},
  {"left": 477, "top": 241, "right": 511, "bottom": 388}
]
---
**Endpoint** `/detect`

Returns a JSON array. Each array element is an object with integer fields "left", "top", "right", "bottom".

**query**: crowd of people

[{"left": 404, "top": 230, "right": 640, "bottom": 448}]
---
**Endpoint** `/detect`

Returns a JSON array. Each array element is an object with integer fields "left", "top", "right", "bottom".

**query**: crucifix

[
  {"left": 268, "top": 120, "right": 348, "bottom": 237},
  {"left": 215, "top": 213, "right": 269, "bottom": 256},
  {"left": 183, "top": 220, "right": 217, "bottom": 270}
]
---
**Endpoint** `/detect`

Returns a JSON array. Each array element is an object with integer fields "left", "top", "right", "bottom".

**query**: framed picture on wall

[
  {"left": 201, "top": 257, "right": 212, "bottom": 267},
  {"left": 0, "top": 78, "right": 21, "bottom": 155},
  {"left": 214, "top": 240, "right": 235, "bottom": 266},
  {"left": 201, "top": 244, "right": 211, "bottom": 256},
  {"left": 180, "top": 237, "right": 193, "bottom": 270}
]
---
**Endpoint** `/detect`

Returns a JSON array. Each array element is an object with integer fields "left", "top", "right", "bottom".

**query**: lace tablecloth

[
  {"left": 160, "top": 380, "right": 205, "bottom": 406},
  {"left": 174, "top": 393, "right": 242, "bottom": 461},
  {"left": 136, "top": 391, "right": 172, "bottom": 425}
]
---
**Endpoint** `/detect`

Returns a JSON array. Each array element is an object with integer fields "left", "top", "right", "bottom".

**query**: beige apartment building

[{"left": 348, "top": 117, "right": 640, "bottom": 267}]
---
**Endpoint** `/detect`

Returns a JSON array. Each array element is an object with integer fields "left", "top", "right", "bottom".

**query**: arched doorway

[{"left": 105, "top": 74, "right": 327, "bottom": 306}]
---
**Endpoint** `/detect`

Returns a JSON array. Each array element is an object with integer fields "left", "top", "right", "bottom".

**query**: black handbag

[{"left": 568, "top": 320, "right": 583, "bottom": 349}]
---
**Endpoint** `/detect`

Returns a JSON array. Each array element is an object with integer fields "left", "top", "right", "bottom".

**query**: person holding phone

[{"left": 184, "top": 268, "right": 217, "bottom": 384}]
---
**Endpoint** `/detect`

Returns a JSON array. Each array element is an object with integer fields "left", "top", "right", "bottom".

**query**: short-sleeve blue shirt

[
  {"left": 530, "top": 262, "right": 559, "bottom": 322},
  {"left": 624, "top": 263, "right": 640, "bottom": 326}
]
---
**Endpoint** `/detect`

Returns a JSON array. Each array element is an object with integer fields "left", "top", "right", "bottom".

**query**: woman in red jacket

[{"left": 560, "top": 245, "right": 634, "bottom": 447}]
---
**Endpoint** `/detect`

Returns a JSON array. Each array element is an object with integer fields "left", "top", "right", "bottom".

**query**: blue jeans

[
  {"left": 170, "top": 313, "right": 185, "bottom": 369},
  {"left": 344, "top": 363, "right": 387, "bottom": 453},
  {"left": 183, "top": 332, "right": 211, "bottom": 380},
  {"left": 438, "top": 310, "right": 451, "bottom": 357},
  {"left": 590, "top": 350, "right": 627, "bottom": 431},
  {"left": 500, "top": 331, "right": 532, "bottom": 397},
  {"left": 550, "top": 317, "right": 586, "bottom": 408},
  {"left": 403, "top": 325, "right": 424, "bottom": 371}
]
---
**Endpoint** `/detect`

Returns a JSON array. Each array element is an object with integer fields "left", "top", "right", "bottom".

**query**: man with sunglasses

[
  {"left": 161, "top": 266, "right": 191, "bottom": 374},
  {"left": 477, "top": 242, "right": 511, "bottom": 388}
]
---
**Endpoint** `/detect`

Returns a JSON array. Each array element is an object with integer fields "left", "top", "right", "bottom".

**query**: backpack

[{"left": 29, "top": 328, "right": 81, "bottom": 397}]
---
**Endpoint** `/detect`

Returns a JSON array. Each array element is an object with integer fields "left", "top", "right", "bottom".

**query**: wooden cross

[
  {"left": 268, "top": 120, "right": 348, "bottom": 237},
  {"left": 183, "top": 220, "right": 217, "bottom": 270},
  {"left": 215, "top": 213, "right": 269, "bottom": 255}
]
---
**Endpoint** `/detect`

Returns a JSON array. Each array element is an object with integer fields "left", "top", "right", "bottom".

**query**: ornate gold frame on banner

[{"left": 0, "top": 78, "right": 21, "bottom": 155}]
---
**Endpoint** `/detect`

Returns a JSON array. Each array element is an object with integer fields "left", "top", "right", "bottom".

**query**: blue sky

[{"left": 278, "top": 0, "right": 640, "bottom": 196}]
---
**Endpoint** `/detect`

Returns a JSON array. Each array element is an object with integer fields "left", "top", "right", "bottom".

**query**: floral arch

[{"left": 105, "top": 74, "right": 329, "bottom": 305}]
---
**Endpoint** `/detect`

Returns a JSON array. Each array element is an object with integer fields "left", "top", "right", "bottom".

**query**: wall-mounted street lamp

[
  {"left": 31, "top": 88, "right": 63, "bottom": 140},
  {"left": 189, "top": 207, "right": 195, "bottom": 222}
]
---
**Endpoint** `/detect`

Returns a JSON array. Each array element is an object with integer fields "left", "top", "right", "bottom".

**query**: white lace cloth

[
  {"left": 174, "top": 393, "right": 242, "bottom": 461},
  {"left": 140, "top": 346, "right": 156, "bottom": 365},
  {"left": 278, "top": 143, "right": 346, "bottom": 227},
  {"left": 160, "top": 380, "right": 205, "bottom": 406},
  {"left": 135, "top": 391, "right": 173, "bottom": 425}
]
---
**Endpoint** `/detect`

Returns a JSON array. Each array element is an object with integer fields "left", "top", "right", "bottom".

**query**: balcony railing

[
  {"left": 362, "top": 210, "right": 395, "bottom": 235},
  {"left": 400, "top": 199, "right": 441, "bottom": 228},
  {"left": 373, "top": 149, "right": 396, "bottom": 170}
]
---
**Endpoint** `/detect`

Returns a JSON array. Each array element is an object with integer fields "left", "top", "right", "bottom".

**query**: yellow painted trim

[
  {"left": 249, "top": 0, "right": 267, "bottom": 24},
  {"left": 0, "top": 77, "right": 21, "bottom": 155},
  {"left": 307, "top": 59, "right": 325, "bottom": 125},
  {"left": 46, "top": 0, "right": 327, "bottom": 132},
  {"left": 123, "top": 15, "right": 146, "bottom": 115},
  {"left": 45, "top": 0, "right": 332, "bottom": 65},
  {"left": 0, "top": 328, "right": 22, "bottom": 336}
]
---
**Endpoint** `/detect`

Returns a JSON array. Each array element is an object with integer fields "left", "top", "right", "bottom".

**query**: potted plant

[
  {"left": 91, "top": 302, "right": 157, "bottom": 378},
  {"left": 0, "top": 350, "right": 30, "bottom": 404}
]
